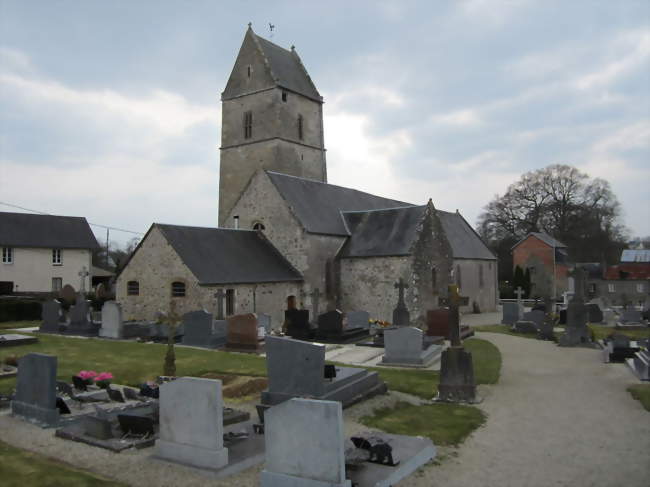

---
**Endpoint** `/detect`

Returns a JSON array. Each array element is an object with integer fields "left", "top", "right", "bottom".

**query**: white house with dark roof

[{"left": 0, "top": 212, "right": 99, "bottom": 293}]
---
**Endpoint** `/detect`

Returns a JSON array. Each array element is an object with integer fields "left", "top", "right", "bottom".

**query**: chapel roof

[
  {"left": 338, "top": 206, "right": 496, "bottom": 260},
  {"left": 155, "top": 224, "right": 302, "bottom": 285},
  {"left": 0, "top": 211, "right": 99, "bottom": 249},
  {"left": 266, "top": 171, "right": 411, "bottom": 236}
]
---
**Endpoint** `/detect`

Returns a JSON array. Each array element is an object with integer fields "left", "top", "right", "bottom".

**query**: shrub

[{"left": 0, "top": 300, "right": 42, "bottom": 322}]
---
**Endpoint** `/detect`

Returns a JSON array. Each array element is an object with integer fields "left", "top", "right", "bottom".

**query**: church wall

[
  {"left": 452, "top": 258, "right": 498, "bottom": 313},
  {"left": 116, "top": 226, "right": 300, "bottom": 326},
  {"left": 302, "top": 233, "right": 346, "bottom": 311},
  {"left": 339, "top": 256, "right": 411, "bottom": 322}
]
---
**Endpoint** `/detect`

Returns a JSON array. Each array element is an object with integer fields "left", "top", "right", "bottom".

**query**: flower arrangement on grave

[
  {"left": 371, "top": 319, "right": 391, "bottom": 328},
  {"left": 93, "top": 372, "right": 113, "bottom": 389},
  {"left": 77, "top": 370, "right": 98, "bottom": 385}
]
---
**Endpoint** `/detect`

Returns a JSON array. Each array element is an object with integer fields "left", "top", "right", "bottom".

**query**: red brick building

[{"left": 512, "top": 232, "right": 569, "bottom": 298}]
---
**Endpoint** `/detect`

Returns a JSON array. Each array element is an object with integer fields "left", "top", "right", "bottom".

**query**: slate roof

[
  {"left": 156, "top": 224, "right": 302, "bottom": 285},
  {"left": 0, "top": 212, "right": 99, "bottom": 249},
  {"left": 338, "top": 206, "right": 496, "bottom": 260},
  {"left": 266, "top": 171, "right": 412, "bottom": 236},
  {"left": 513, "top": 232, "right": 567, "bottom": 249},
  {"left": 253, "top": 31, "right": 321, "bottom": 101},
  {"left": 621, "top": 249, "right": 650, "bottom": 263}
]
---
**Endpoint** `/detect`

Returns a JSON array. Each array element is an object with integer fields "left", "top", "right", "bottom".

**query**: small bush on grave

[{"left": 4, "top": 354, "right": 19, "bottom": 366}]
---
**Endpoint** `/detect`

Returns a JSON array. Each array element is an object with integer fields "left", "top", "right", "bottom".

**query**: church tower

[{"left": 218, "top": 25, "right": 327, "bottom": 226}]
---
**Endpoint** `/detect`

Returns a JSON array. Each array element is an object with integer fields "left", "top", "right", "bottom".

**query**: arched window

[
  {"left": 253, "top": 222, "right": 265, "bottom": 231},
  {"left": 171, "top": 281, "right": 186, "bottom": 297},
  {"left": 287, "top": 295, "right": 296, "bottom": 310},
  {"left": 479, "top": 264, "right": 484, "bottom": 288},
  {"left": 127, "top": 280, "right": 139, "bottom": 296},
  {"left": 243, "top": 111, "right": 253, "bottom": 139},
  {"left": 431, "top": 267, "right": 437, "bottom": 290},
  {"left": 297, "top": 114, "right": 304, "bottom": 140}
]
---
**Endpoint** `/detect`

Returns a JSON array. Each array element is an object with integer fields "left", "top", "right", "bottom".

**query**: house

[
  {"left": 0, "top": 212, "right": 99, "bottom": 294},
  {"left": 115, "top": 224, "right": 303, "bottom": 325},
  {"left": 512, "top": 232, "right": 569, "bottom": 298}
]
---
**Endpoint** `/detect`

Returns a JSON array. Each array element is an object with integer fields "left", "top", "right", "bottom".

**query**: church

[{"left": 116, "top": 26, "right": 498, "bottom": 327}]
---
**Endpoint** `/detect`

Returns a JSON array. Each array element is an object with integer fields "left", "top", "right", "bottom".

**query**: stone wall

[
  {"left": 453, "top": 259, "right": 498, "bottom": 313},
  {"left": 115, "top": 226, "right": 300, "bottom": 326}
]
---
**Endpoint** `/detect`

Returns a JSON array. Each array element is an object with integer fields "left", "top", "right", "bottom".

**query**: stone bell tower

[{"left": 218, "top": 25, "right": 327, "bottom": 226}]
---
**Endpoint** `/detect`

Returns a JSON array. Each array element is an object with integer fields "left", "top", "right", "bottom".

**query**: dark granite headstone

[
  {"left": 586, "top": 303, "right": 603, "bottom": 323},
  {"left": 11, "top": 353, "right": 60, "bottom": 426},
  {"left": 182, "top": 310, "right": 226, "bottom": 349},
  {"left": 559, "top": 269, "right": 591, "bottom": 347},
  {"left": 40, "top": 300, "right": 63, "bottom": 333},
  {"left": 316, "top": 310, "right": 368, "bottom": 343},
  {"left": 285, "top": 309, "right": 311, "bottom": 339},
  {"left": 66, "top": 295, "right": 99, "bottom": 336}
]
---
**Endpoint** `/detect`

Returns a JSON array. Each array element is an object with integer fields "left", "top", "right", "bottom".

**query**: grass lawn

[
  {"left": 0, "top": 440, "right": 125, "bottom": 487},
  {"left": 588, "top": 325, "right": 650, "bottom": 341},
  {"left": 360, "top": 401, "right": 486, "bottom": 446},
  {"left": 0, "top": 330, "right": 266, "bottom": 395},
  {"left": 627, "top": 384, "right": 650, "bottom": 412},
  {"left": 0, "top": 321, "right": 39, "bottom": 331}
]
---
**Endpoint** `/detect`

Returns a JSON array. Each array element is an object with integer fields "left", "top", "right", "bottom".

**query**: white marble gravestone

[
  {"left": 155, "top": 377, "right": 228, "bottom": 470},
  {"left": 99, "top": 301, "right": 123, "bottom": 339},
  {"left": 261, "top": 398, "right": 351, "bottom": 487}
]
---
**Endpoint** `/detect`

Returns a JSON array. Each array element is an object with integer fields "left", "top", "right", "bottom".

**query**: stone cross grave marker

[
  {"left": 310, "top": 288, "right": 321, "bottom": 319},
  {"left": 261, "top": 398, "right": 350, "bottom": 487},
  {"left": 439, "top": 285, "right": 469, "bottom": 347},
  {"left": 514, "top": 286, "right": 525, "bottom": 303},
  {"left": 11, "top": 353, "right": 60, "bottom": 426},
  {"left": 155, "top": 377, "right": 229, "bottom": 470},
  {"left": 78, "top": 266, "right": 89, "bottom": 295},
  {"left": 392, "top": 278, "right": 410, "bottom": 327},
  {"left": 99, "top": 301, "right": 123, "bottom": 339},
  {"left": 214, "top": 289, "right": 226, "bottom": 320}
]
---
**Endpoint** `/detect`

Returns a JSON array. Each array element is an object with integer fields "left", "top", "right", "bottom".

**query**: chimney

[{"left": 233, "top": 215, "right": 239, "bottom": 230}]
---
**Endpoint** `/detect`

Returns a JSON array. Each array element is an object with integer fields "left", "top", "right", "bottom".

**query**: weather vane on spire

[{"left": 269, "top": 23, "right": 275, "bottom": 38}]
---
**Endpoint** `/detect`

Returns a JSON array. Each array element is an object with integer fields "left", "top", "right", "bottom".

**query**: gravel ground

[{"left": 2, "top": 330, "right": 648, "bottom": 486}]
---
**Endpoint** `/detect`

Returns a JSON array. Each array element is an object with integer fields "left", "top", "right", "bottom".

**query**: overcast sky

[{"left": 1, "top": 0, "right": 648, "bottom": 247}]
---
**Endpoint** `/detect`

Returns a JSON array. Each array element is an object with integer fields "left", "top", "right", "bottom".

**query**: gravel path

[
  {"left": 2, "top": 331, "right": 648, "bottom": 486},
  {"left": 398, "top": 332, "right": 650, "bottom": 487}
]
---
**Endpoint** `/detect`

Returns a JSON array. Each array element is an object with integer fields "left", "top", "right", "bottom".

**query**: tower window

[
  {"left": 171, "top": 281, "right": 186, "bottom": 297},
  {"left": 127, "top": 280, "right": 140, "bottom": 296},
  {"left": 253, "top": 222, "right": 265, "bottom": 231},
  {"left": 298, "top": 114, "right": 304, "bottom": 140},
  {"left": 247, "top": 65, "right": 251, "bottom": 78},
  {"left": 282, "top": 91, "right": 287, "bottom": 102},
  {"left": 226, "top": 289, "right": 235, "bottom": 315},
  {"left": 243, "top": 111, "right": 253, "bottom": 139}
]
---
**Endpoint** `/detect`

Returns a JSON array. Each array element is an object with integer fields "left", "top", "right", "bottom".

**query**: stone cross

[
  {"left": 214, "top": 289, "right": 226, "bottom": 320},
  {"left": 310, "top": 288, "right": 321, "bottom": 319},
  {"left": 445, "top": 284, "right": 469, "bottom": 347},
  {"left": 78, "top": 266, "right": 89, "bottom": 295},
  {"left": 514, "top": 286, "right": 524, "bottom": 303},
  {"left": 569, "top": 268, "right": 587, "bottom": 303},
  {"left": 394, "top": 278, "right": 409, "bottom": 307}
]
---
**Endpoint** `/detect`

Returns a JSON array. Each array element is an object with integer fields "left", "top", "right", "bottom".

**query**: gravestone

[
  {"left": 284, "top": 309, "right": 311, "bottom": 339},
  {"left": 426, "top": 309, "right": 474, "bottom": 340},
  {"left": 40, "top": 300, "right": 63, "bottom": 333},
  {"left": 559, "top": 269, "right": 591, "bottom": 347},
  {"left": 257, "top": 313, "right": 272, "bottom": 333},
  {"left": 182, "top": 310, "right": 226, "bottom": 349},
  {"left": 59, "top": 284, "right": 76, "bottom": 305},
  {"left": 99, "top": 301, "right": 123, "bottom": 339},
  {"left": 261, "top": 336, "right": 386, "bottom": 407},
  {"left": 347, "top": 310, "right": 370, "bottom": 330},
  {"left": 260, "top": 398, "right": 350, "bottom": 487},
  {"left": 309, "top": 288, "right": 321, "bottom": 320},
  {"left": 514, "top": 309, "right": 543, "bottom": 333},
  {"left": 603, "top": 309, "right": 616, "bottom": 324},
  {"left": 437, "top": 285, "right": 476, "bottom": 402},
  {"left": 620, "top": 309, "right": 643, "bottom": 324},
  {"left": 381, "top": 327, "right": 441, "bottom": 367},
  {"left": 501, "top": 302, "right": 523, "bottom": 325},
  {"left": 95, "top": 283, "right": 108, "bottom": 300},
  {"left": 522, "top": 310, "right": 544, "bottom": 328},
  {"left": 392, "top": 279, "right": 410, "bottom": 327},
  {"left": 513, "top": 321, "right": 538, "bottom": 334},
  {"left": 627, "top": 350, "right": 650, "bottom": 381},
  {"left": 586, "top": 303, "right": 604, "bottom": 323},
  {"left": 11, "top": 353, "right": 60, "bottom": 426},
  {"left": 317, "top": 310, "right": 368, "bottom": 343},
  {"left": 155, "top": 377, "right": 229, "bottom": 470},
  {"left": 602, "top": 334, "right": 639, "bottom": 363},
  {"left": 226, "top": 313, "right": 262, "bottom": 351},
  {"left": 66, "top": 295, "right": 99, "bottom": 336}
]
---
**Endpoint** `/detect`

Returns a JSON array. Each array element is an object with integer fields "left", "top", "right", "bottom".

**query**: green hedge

[{"left": 0, "top": 300, "right": 42, "bottom": 322}]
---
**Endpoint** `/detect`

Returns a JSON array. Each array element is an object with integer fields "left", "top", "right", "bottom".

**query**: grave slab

[
  {"left": 0, "top": 333, "right": 38, "bottom": 347},
  {"left": 380, "top": 327, "right": 442, "bottom": 367},
  {"left": 11, "top": 353, "right": 60, "bottom": 426}
]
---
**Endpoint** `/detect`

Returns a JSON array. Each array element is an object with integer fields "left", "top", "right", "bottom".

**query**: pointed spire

[{"left": 248, "top": 22, "right": 253, "bottom": 29}]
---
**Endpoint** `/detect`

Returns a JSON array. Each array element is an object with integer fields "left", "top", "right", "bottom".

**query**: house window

[
  {"left": 282, "top": 91, "right": 287, "bottom": 102},
  {"left": 608, "top": 283, "right": 615, "bottom": 293},
  {"left": 479, "top": 264, "right": 484, "bottom": 288},
  {"left": 243, "top": 111, "right": 253, "bottom": 139},
  {"left": 52, "top": 278, "right": 62, "bottom": 292},
  {"left": 52, "top": 249, "right": 62, "bottom": 265},
  {"left": 127, "top": 280, "right": 140, "bottom": 296},
  {"left": 171, "top": 281, "right": 186, "bottom": 297},
  {"left": 637, "top": 283, "right": 645, "bottom": 293},
  {"left": 252, "top": 222, "right": 265, "bottom": 231},
  {"left": 226, "top": 289, "right": 235, "bottom": 315},
  {"left": 297, "top": 114, "right": 304, "bottom": 140},
  {"left": 588, "top": 283, "right": 596, "bottom": 294},
  {"left": 2, "top": 247, "right": 12, "bottom": 264}
]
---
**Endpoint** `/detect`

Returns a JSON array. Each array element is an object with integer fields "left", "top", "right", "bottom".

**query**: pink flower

[
  {"left": 94, "top": 372, "right": 113, "bottom": 382},
  {"left": 78, "top": 370, "right": 98, "bottom": 380}
]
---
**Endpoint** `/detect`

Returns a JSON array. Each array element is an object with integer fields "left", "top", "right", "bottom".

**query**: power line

[{"left": 0, "top": 201, "right": 144, "bottom": 235}]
